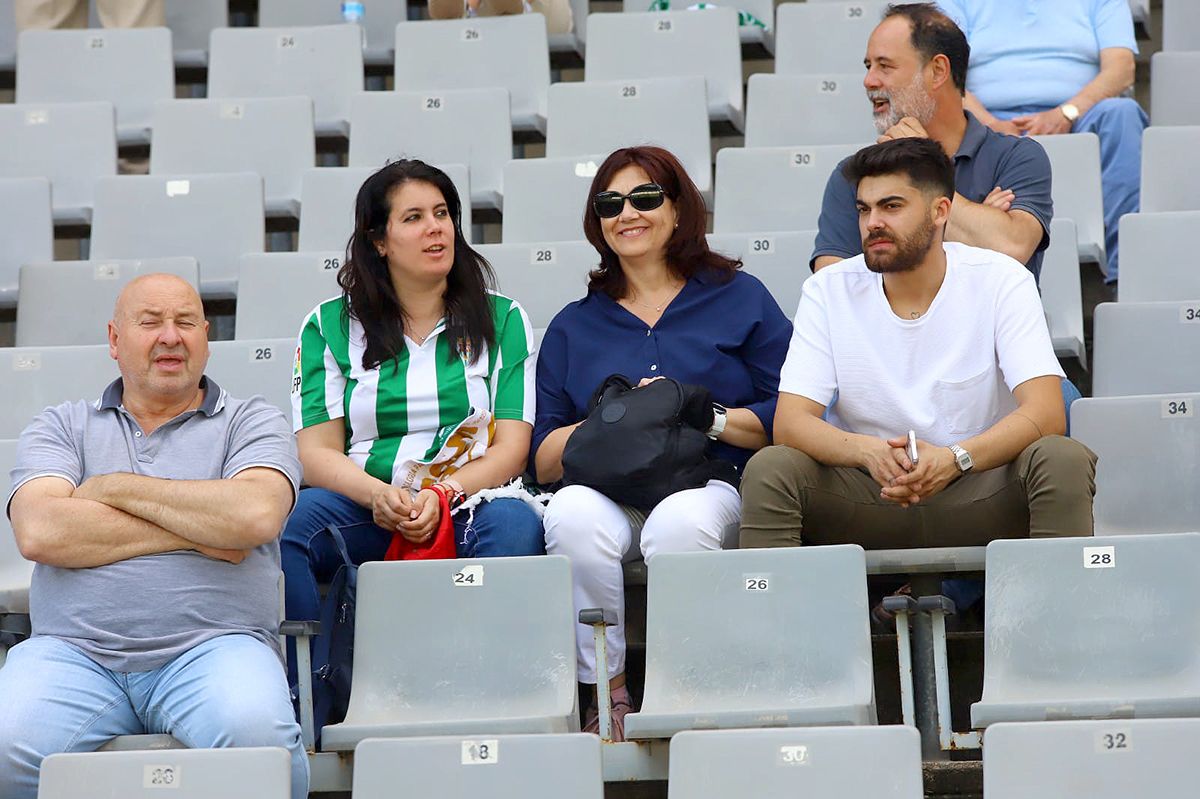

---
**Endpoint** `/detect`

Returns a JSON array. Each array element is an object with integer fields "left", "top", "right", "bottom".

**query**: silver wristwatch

[
  {"left": 948, "top": 444, "right": 974, "bottom": 473},
  {"left": 706, "top": 403, "right": 728, "bottom": 440}
]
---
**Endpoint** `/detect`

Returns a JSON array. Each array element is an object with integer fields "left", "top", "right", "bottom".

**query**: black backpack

[
  {"left": 311, "top": 525, "right": 357, "bottom": 740},
  {"left": 561, "top": 374, "right": 733, "bottom": 511}
]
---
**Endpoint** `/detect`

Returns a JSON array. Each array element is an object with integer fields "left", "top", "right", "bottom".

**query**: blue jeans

[
  {"left": 280, "top": 488, "right": 545, "bottom": 695},
  {"left": 0, "top": 634, "right": 308, "bottom": 799}
]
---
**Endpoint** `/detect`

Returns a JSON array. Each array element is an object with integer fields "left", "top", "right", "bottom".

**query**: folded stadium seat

[
  {"left": 621, "top": 0, "right": 775, "bottom": 50},
  {"left": 1117, "top": 211, "right": 1200, "bottom": 302},
  {"left": 667, "top": 726, "right": 922, "bottom": 798},
  {"left": 150, "top": 97, "right": 314, "bottom": 219},
  {"left": 1031, "top": 133, "right": 1106, "bottom": 269},
  {"left": 744, "top": 73, "right": 878, "bottom": 147},
  {"left": 475, "top": 241, "right": 596, "bottom": 329},
  {"left": 38, "top": 748, "right": 292, "bottom": 799},
  {"left": 1163, "top": 0, "right": 1200, "bottom": 52},
  {"left": 713, "top": 143, "right": 862, "bottom": 234},
  {"left": 0, "top": 440, "right": 32, "bottom": 622},
  {"left": 394, "top": 15, "right": 549, "bottom": 134},
  {"left": 298, "top": 164, "right": 472, "bottom": 251},
  {"left": 984, "top": 718, "right": 1200, "bottom": 799},
  {"left": 319, "top": 556, "right": 578, "bottom": 751},
  {"left": 547, "top": 77, "right": 711, "bottom": 198},
  {"left": 90, "top": 173, "right": 264, "bottom": 300},
  {"left": 234, "top": 252, "right": 343, "bottom": 340},
  {"left": 1038, "top": 218, "right": 1086, "bottom": 367},
  {"left": 0, "top": 0, "right": 15, "bottom": 72},
  {"left": 0, "top": 101, "right": 116, "bottom": 226},
  {"left": 0, "top": 345, "right": 116, "bottom": 440},
  {"left": 258, "top": 0, "right": 408, "bottom": 67},
  {"left": 0, "top": 176, "right": 53, "bottom": 308},
  {"left": 348, "top": 89, "right": 509, "bottom": 211},
  {"left": 1092, "top": 301, "right": 1200, "bottom": 397},
  {"left": 15, "top": 27, "right": 172, "bottom": 146},
  {"left": 1072, "top": 395, "right": 1200, "bottom": 535},
  {"left": 16, "top": 258, "right": 199, "bottom": 347},
  {"left": 1150, "top": 53, "right": 1200, "bottom": 127},
  {"left": 1141, "top": 127, "right": 1200, "bottom": 213},
  {"left": 208, "top": 25, "right": 363, "bottom": 138},
  {"left": 164, "top": 0, "right": 226, "bottom": 68},
  {"left": 774, "top": 1, "right": 888, "bottom": 75},
  {"left": 623, "top": 546, "right": 876, "bottom": 740},
  {"left": 970, "top": 533, "right": 1200, "bottom": 729},
  {"left": 206, "top": 339, "right": 296, "bottom": 420},
  {"left": 584, "top": 9, "right": 745, "bottom": 131},
  {"left": 706, "top": 230, "right": 815, "bottom": 315},
  {"left": 352, "top": 734, "right": 603, "bottom": 799},
  {"left": 501, "top": 155, "right": 604, "bottom": 244}
]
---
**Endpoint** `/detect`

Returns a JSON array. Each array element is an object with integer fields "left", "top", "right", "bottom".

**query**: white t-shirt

[{"left": 779, "top": 242, "right": 1064, "bottom": 447}]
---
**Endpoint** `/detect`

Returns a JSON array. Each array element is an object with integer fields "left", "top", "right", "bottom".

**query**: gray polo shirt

[
  {"left": 8, "top": 377, "right": 301, "bottom": 672},
  {"left": 811, "top": 112, "right": 1054, "bottom": 281}
]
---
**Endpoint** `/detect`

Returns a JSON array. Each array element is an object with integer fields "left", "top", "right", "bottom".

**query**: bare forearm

[
  {"left": 18, "top": 496, "right": 194, "bottom": 568},
  {"left": 1068, "top": 52, "right": 1135, "bottom": 117},
  {"left": 774, "top": 411, "right": 872, "bottom": 469},
  {"left": 533, "top": 423, "right": 580, "bottom": 484},
  {"left": 946, "top": 196, "right": 1037, "bottom": 262},
  {"left": 300, "top": 446, "right": 389, "bottom": 509},
  {"left": 445, "top": 440, "right": 528, "bottom": 495},
  {"left": 718, "top": 408, "right": 768, "bottom": 450},
  {"left": 963, "top": 90, "right": 999, "bottom": 125},
  {"left": 957, "top": 404, "right": 1065, "bottom": 473}
]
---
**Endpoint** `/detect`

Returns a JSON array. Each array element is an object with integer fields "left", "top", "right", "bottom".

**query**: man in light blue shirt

[{"left": 937, "top": 0, "right": 1148, "bottom": 283}]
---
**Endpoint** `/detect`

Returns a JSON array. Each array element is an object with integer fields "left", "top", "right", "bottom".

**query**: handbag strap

[{"left": 324, "top": 525, "right": 355, "bottom": 569}]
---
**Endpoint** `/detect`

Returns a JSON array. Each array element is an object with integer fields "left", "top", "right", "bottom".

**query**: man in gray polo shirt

[
  {"left": 812, "top": 3, "right": 1054, "bottom": 281},
  {"left": 0, "top": 274, "right": 308, "bottom": 799}
]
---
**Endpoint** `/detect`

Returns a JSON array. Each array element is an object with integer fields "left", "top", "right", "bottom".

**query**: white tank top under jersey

[{"left": 779, "top": 241, "right": 1064, "bottom": 448}]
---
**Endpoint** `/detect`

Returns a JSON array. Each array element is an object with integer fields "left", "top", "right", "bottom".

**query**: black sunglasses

[{"left": 592, "top": 183, "right": 667, "bottom": 218}]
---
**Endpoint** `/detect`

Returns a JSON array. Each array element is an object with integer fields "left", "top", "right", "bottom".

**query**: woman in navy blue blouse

[{"left": 532, "top": 146, "right": 792, "bottom": 740}]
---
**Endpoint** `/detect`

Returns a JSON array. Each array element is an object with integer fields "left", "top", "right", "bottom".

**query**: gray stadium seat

[
  {"left": 706, "top": 230, "right": 815, "bottom": 315},
  {"left": 165, "top": 0, "right": 226, "bottom": 68},
  {"left": 745, "top": 73, "right": 878, "bottom": 147},
  {"left": 501, "top": 155, "right": 600, "bottom": 244},
  {"left": 971, "top": 533, "right": 1200, "bottom": 728},
  {"left": 667, "top": 726, "right": 923, "bottom": 798},
  {"left": 621, "top": 0, "right": 774, "bottom": 48},
  {"left": 476, "top": 241, "right": 594, "bottom": 328},
  {"left": 348, "top": 89, "right": 509, "bottom": 210},
  {"left": 0, "top": 439, "right": 31, "bottom": 616},
  {"left": 1040, "top": 218, "right": 1086, "bottom": 365},
  {"left": 235, "top": 252, "right": 342, "bottom": 340},
  {"left": 1072, "top": 395, "right": 1200, "bottom": 535},
  {"left": 0, "top": 101, "right": 116, "bottom": 226},
  {"left": 546, "top": 77, "right": 712, "bottom": 198},
  {"left": 774, "top": 2, "right": 887, "bottom": 75},
  {"left": 207, "top": 339, "right": 295, "bottom": 419},
  {"left": 1032, "top": 133, "right": 1106, "bottom": 266},
  {"left": 585, "top": 9, "right": 744, "bottom": 130},
  {"left": 1150, "top": 52, "right": 1200, "bottom": 126},
  {"left": 1141, "top": 126, "right": 1200, "bottom": 213},
  {"left": 0, "top": 177, "right": 53, "bottom": 308},
  {"left": 1092, "top": 301, "right": 1200, "bottom": 397},
  {"left": 352, "top": 734, "right": 603, "bottom": 799},
  {"left": 38, "top": 747, "right": 292, "bottom": 799},
  {"left": 150, "top": 96, "right": 314, "bottom": 218},
  {"left": 394, "top": 15, "right": 549, "bottom": 133},
  {"left": 984, "top": 718, "right": 1200, "bottom": 799},
  {"left": 90, "top": 173, "right": 264, "bottom": 299},
  {"left": 1118, "top": 211, "right": 1200, "bottom": 302},
  {"left": 1163, "top": 0, "right": 1200, "bottom": 52},
  {"left": 259, "top": 0, "right": 408, "bottom": 66},
  {"left": 0, "top": 345, "right": 117, "bottom": 440},
  {"left": 208, "top": 25, "right": 363, "bottom": 137},
  {"left": 713, "top": 144, "right": 862, "bottom": 234},
  {"left": 15, "top": 27, "right": 172, "bottom": 145},
  {"left": 16, "top": 257, "right": 199, "bottom": 347},
  {"left": 623, "top": 546, "right": 876, "bottom": 740},
  {"left": 320, "top": 556, "right": 578, "bottom": 751},
  {"left": 298, "top": 164, "right": 473, "bottom": 252}
]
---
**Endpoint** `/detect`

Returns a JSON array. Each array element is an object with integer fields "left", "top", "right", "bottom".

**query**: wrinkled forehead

[
  {"left": 115, "top": 275, "right": 205, "bottom": 321},
  {"left": 866, "top": 16, "right": 919, "bottom": 64},
  {"left": 855, "top": 172, "right": 923, "bottom": 205}
]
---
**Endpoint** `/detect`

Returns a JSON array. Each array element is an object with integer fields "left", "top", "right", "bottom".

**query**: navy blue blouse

[{"left": 533, "top": 268, "right": 793, "bottom": 472}]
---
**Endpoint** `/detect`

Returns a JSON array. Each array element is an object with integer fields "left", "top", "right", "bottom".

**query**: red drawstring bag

[{"left": 383, "top": 484, "right": 457, "bottom": 561}]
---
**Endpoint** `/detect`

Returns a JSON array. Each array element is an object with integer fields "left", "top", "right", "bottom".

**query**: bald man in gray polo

[{"left": 0, "top": 275, "right": 308, "bottom": 799}]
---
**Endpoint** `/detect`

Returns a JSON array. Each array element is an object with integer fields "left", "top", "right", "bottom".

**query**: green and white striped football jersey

[{"left": 291, "top": 292, "right": 535, "bottom": 491}]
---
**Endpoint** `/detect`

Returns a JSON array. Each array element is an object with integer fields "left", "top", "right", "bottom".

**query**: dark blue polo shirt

[{"left": 811, "top": 112, "right": 1054, "bottom": 281}]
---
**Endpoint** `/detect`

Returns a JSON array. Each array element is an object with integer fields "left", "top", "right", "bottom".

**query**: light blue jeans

[{"left": 0, "top": 634, "right": 308, "bottom": 799}]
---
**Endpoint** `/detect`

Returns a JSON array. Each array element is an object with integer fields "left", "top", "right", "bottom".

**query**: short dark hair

[
  {"left": 842, "top": 137, "right": 956, "bottom": 200},
  {"left": 883, "top": 3, "right": 969, "bottom": 94}
]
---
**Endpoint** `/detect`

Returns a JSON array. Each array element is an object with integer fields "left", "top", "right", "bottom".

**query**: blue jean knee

[{"left": 455, "top": 497, "right": 546, "bottom": 558}]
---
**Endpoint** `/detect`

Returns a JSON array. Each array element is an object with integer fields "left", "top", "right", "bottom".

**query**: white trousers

[{"left": 543, "top": 480, "right": 741, "bottom": 684}]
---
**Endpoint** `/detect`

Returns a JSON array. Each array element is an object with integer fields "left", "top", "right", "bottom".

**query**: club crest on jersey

[{"left": 290, "top": 345, "right": 302, "bottom": 395}]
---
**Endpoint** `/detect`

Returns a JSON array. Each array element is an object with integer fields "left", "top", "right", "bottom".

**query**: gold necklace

[{"left": 628, "top": 284, "right": 683, "bottom": 313}]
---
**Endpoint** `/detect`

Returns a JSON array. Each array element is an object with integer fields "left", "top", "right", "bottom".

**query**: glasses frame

[{"left": 592, "top": 182, "right": 668, "bottom": 219}]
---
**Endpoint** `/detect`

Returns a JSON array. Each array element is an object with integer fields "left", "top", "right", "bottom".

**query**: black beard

[{"left": 863, "top": 217, "right": 937, "bottom": 273}]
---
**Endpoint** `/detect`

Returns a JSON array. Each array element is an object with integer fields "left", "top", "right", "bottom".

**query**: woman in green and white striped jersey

[{"left": 281, "top": 161, "right": 545, "bottom": 697}]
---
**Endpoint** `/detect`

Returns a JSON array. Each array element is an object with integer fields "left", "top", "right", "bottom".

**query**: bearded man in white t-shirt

[{"left": 739, "top": 137, "right": 1096, "bottom": 550}]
